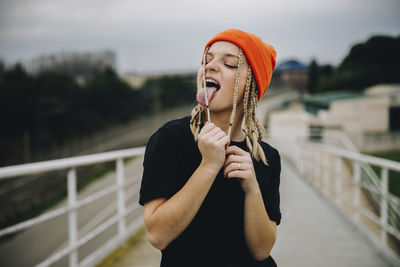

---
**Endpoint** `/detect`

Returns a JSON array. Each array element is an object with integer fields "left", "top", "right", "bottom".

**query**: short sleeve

[
  {"left": 139, "top": 127, "right": 183, "bottom": 205},
  {"left": 263, "top": 148, "right": 282, "bottom": 225}
]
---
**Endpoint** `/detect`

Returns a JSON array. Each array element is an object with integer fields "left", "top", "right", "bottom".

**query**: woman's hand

[
  {"left": 197, "top": 122, "right": 230, "bottom": 172},
  {"left": 224, "top": 145, "right": 259, "bottom": 193}
]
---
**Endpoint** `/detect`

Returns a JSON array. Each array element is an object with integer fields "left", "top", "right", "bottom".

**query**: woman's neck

[{"left": 209, "top": 109, "right": 245, "bottom": 142}]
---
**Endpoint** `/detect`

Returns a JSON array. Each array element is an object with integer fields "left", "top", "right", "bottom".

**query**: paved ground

[
  {"left": 272, "top": 158, "right": 389, "bottom": 267},
  {"left": 1, "top": 90, "right": 393, "bottom": 266},
  {"left": 97, "top": 92, "right": 391, "bottom": 267},
  {"left": 98, "top": 156, "right": 390, "bottom": 267}
]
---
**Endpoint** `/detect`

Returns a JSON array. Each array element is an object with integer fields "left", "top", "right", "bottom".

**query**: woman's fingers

[
  {"left": 225, "top": 170, "right": 251, "bottom": 179},
  {"left": 223, "top": 154, "right": 243, "bottom": 168},
  {"left": 223, "top": 161, "right": 251, "bottom": 177},
  {"left": 226, "top": 145, "right": 248, "bottom": 156},
  {"left": 197, "top": 123, "right": 230, "bottom": 169},
  {"left": 217, "top": 135, "right": 230, "bottom": 149},
  {"left": 198, "top": 122, "right": 215, "bottom": 136},
  {"left": 209, "top": 130, "right": 227, "bottom": 142},
  {"left": 199, "top": 123, "right": 228, "bottom": 144},
  {"left": 223, "top": 146, "right": 255, "bottom": 179}
]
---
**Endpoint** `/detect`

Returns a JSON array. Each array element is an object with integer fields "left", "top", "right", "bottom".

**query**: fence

[
  {"left": 0, "top": 147, "right": 146, "bottom": 267},
  {"left": 269, "top": 132, "right": 400, "bottom": 266}
]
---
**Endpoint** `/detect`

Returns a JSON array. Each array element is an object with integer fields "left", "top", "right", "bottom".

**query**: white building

[{"left": 268, "top": 84, "right": 400, "bottom": 153}]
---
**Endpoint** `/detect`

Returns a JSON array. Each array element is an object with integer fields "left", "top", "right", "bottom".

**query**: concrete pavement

[
  {"left": 271, "top": 158, "right": 389, "bottom": 266},
  {"left": 98, "top": 157, "right": 390, "bottom": 267}
]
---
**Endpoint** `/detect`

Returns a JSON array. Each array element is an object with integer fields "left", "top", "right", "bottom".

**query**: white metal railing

[
  {"left": 0, "top": 147, "right": 146, "bottom": 267},
  {"left": 269, "top": 134, "right": 400, "bottom": 266},
  {"left": 308, "top": 129, "right": 392, "bottom": 214}
]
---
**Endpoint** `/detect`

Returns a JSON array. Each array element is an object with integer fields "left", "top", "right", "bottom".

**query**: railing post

[
  {"left": 380, "top": 167, "right": 388, "bottom": 247},
  {"left": 307, "top": 149, "right": 312, "bottom": 178},
  {"left": 335, "top": 156, "right": 343, "bottom": 207},
  {"left": 312, "top": 150, "right": 317, "bottom": 185},
  {"left": 303, "top": 148, "right": 309, "bottom": 176},
  {"left": 116, "top": 158, "right": 126, "bottom": 243},
  {"left": 292, "top": 141, "right": 301, "bottom": 172},
  {"left": 67, "top": 168, "right": 78, "bottom": 267},
  {"left": 352, "top": 161, "right": 361, "bottom": 223},
  {"left": 313, "top": 150, "right": 319, "bottom": 187},
  {"left": 323, "top": 153, "right": 330, "bottom": 197},
  {"left": 317, "top": 151, "right": 322, "bottom": 189}
]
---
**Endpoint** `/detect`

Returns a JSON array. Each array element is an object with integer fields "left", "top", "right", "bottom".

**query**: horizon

[{"left": 1, "top": 0, "right": 399, "bottom": 75}]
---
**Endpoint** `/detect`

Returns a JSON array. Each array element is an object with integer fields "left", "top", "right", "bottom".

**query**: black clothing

[{"left": 139, "top": 116, "right": 282, "bottom": 267}]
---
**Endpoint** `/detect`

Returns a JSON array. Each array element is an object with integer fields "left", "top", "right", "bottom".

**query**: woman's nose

[{"left": 205, "top": 59, "right": 218, "bottom": 72}]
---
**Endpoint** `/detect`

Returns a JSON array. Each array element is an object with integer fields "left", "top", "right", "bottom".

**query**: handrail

[
  {"left": 0, "top": 147, "right": 146, "bottom": 267},
  {"left": 301, "top": 142, "right": 400, "bottom": 172},
  {"left": 0, "top": 147, "right": 146, "bottom": 179},
  {"left": 273, "top": 130, "right": 395, "bottom": 222},
  {"left": 268, "top": 134, "right": 400, "bottom": 266}
]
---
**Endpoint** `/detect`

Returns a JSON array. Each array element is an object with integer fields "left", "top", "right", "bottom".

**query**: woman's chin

[{"left": 208, "top": 103, "right": 232, "bottom": 114}]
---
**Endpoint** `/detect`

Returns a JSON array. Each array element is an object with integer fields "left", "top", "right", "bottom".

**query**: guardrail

[
  {"left": 0, "top": 147, "right": 146, "bottom": 267},
  {"left": 308, "top": 129, "right": 389, "bottom": 214},
  {"left": 269, "top": 135, "right": 400, "bottom": 266}
]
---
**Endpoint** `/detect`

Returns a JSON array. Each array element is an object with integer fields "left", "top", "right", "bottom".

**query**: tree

[
  {"left": 307, "top": 59, "right": 319, "bottom": 94},
  {"left": 318, "top": 35, "right": 400, "bottom": 92}
]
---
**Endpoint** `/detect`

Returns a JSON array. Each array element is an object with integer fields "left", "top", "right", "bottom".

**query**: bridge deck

[{"left": 99, "top": 157, "right": 390, "bottom": 267}]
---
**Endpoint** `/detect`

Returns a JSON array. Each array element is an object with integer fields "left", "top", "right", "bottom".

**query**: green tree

[
  {"left": 318, "top": 35, "right": 400, "bottom": 92},
  {"left": 307, "top": 60, "right": 319, "bottom": 94}
]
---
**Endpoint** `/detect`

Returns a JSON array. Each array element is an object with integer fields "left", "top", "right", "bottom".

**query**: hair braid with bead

[
  {"left": 227, "top": 48, "right": 244, "bottom": 138},
  {"left": 190, "top": 47, "right": 268, "bottom": 165}
]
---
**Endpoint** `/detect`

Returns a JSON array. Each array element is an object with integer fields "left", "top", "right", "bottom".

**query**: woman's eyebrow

[{"left": 206, "top": 52, "right": 238, "bottom": 59}]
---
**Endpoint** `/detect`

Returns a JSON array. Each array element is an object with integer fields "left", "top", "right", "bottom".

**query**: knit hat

[{"left": 204, "top": 29, "right": 277, "bottom": 101}]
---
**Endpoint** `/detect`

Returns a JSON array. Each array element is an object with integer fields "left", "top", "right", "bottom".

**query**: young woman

[{"left": 139, "top": 29, "right": 281, "bottom": 267}]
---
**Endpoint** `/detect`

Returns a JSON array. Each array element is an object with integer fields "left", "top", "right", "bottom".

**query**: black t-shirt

[{"left": 139, "top": 116, "right": 281, "bottom": 267}]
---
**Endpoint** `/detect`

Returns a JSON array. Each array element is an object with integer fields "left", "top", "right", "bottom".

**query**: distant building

[
  {"left": 365, "top": 84, "right": 400, "bottom": 131},
  {"left": 274, "top": 59, "right": 308, "bottom": 94},
  {"left": 269, "top": 84, "right": 400, "bottom": 153},
  {"left": 121, "top": 71, "right": 197, "bottom": 89},
  {"left": 24, "top": 50, "right": 116, "bottom": 79}
]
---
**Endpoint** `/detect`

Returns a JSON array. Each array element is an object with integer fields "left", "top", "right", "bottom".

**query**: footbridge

[{"left": 0, "top": 91, "right": 399, "bottom": 267}]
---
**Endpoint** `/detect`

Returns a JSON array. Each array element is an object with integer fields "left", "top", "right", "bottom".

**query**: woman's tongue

[{"left": 196, "top": 87, "right": 217, "bottom": 107}]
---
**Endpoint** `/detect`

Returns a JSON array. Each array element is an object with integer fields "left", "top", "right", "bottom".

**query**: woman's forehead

[{"left": 207, "top": 41, "right": 240, "bottom": 56}]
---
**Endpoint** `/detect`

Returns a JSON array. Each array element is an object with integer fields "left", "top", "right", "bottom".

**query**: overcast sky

[{"left": 0, "top": 0, "right": 399, "bottom": 74}]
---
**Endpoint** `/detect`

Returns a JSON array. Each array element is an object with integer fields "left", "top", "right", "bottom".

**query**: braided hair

[{"left": 190, "top": 47, "right": 268, "bottom": 165}]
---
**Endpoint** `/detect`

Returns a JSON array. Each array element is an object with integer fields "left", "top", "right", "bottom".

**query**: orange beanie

[{"left": 204, "top": 29, "right": 277, "bottom": 101}]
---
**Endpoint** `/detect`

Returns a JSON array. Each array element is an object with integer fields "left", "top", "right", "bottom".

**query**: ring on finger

[{"left": 238, "top": 163, "right": 241, "bottom": 170}]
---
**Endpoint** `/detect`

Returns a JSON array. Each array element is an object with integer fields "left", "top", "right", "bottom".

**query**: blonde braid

[
  {"left": 202, "top": 47, "right": 211, "bottom": 122},
  {"left": 249, "top": 82, "right": 259, "bottom": 155},
  {"left": 191, "top": 45, "right": 267, "bottom": 165},
  {"left": 243, "top": 75, "right": 268, "bottom": 165},
  {"left": 190, "top": 104, "right": 204, "bottom": 141},
  {"left": 190, "top": 46, "right": 209, "bottom": 140},
  {"left": 243, "top": 68, "right": 253, "bottom": 152},
  {"left": 227, "top": 48, "right": 244, "bottom": 139}
]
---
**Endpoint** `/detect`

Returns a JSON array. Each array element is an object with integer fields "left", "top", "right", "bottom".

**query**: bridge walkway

[{"left": 98, "top": 157, "right": 390, "bottom": 267}]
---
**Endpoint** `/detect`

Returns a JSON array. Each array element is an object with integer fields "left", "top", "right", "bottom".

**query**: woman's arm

[
  {"left": 224, "top": 146, "right": 277, "bottom": 261},
  {"left": 243, "top": 187, "right": 277, "bottom": 260},
  {"left": 143, "top": 123, "right": 229, "bottom": 250},
  {"left": 144, "top": 161, "right": 218, "bottom": 250}
]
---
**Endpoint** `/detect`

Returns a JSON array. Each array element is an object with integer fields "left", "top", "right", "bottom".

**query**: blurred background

[{"left": 0, "top": 0, "right": 400, "bottom": 266}]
